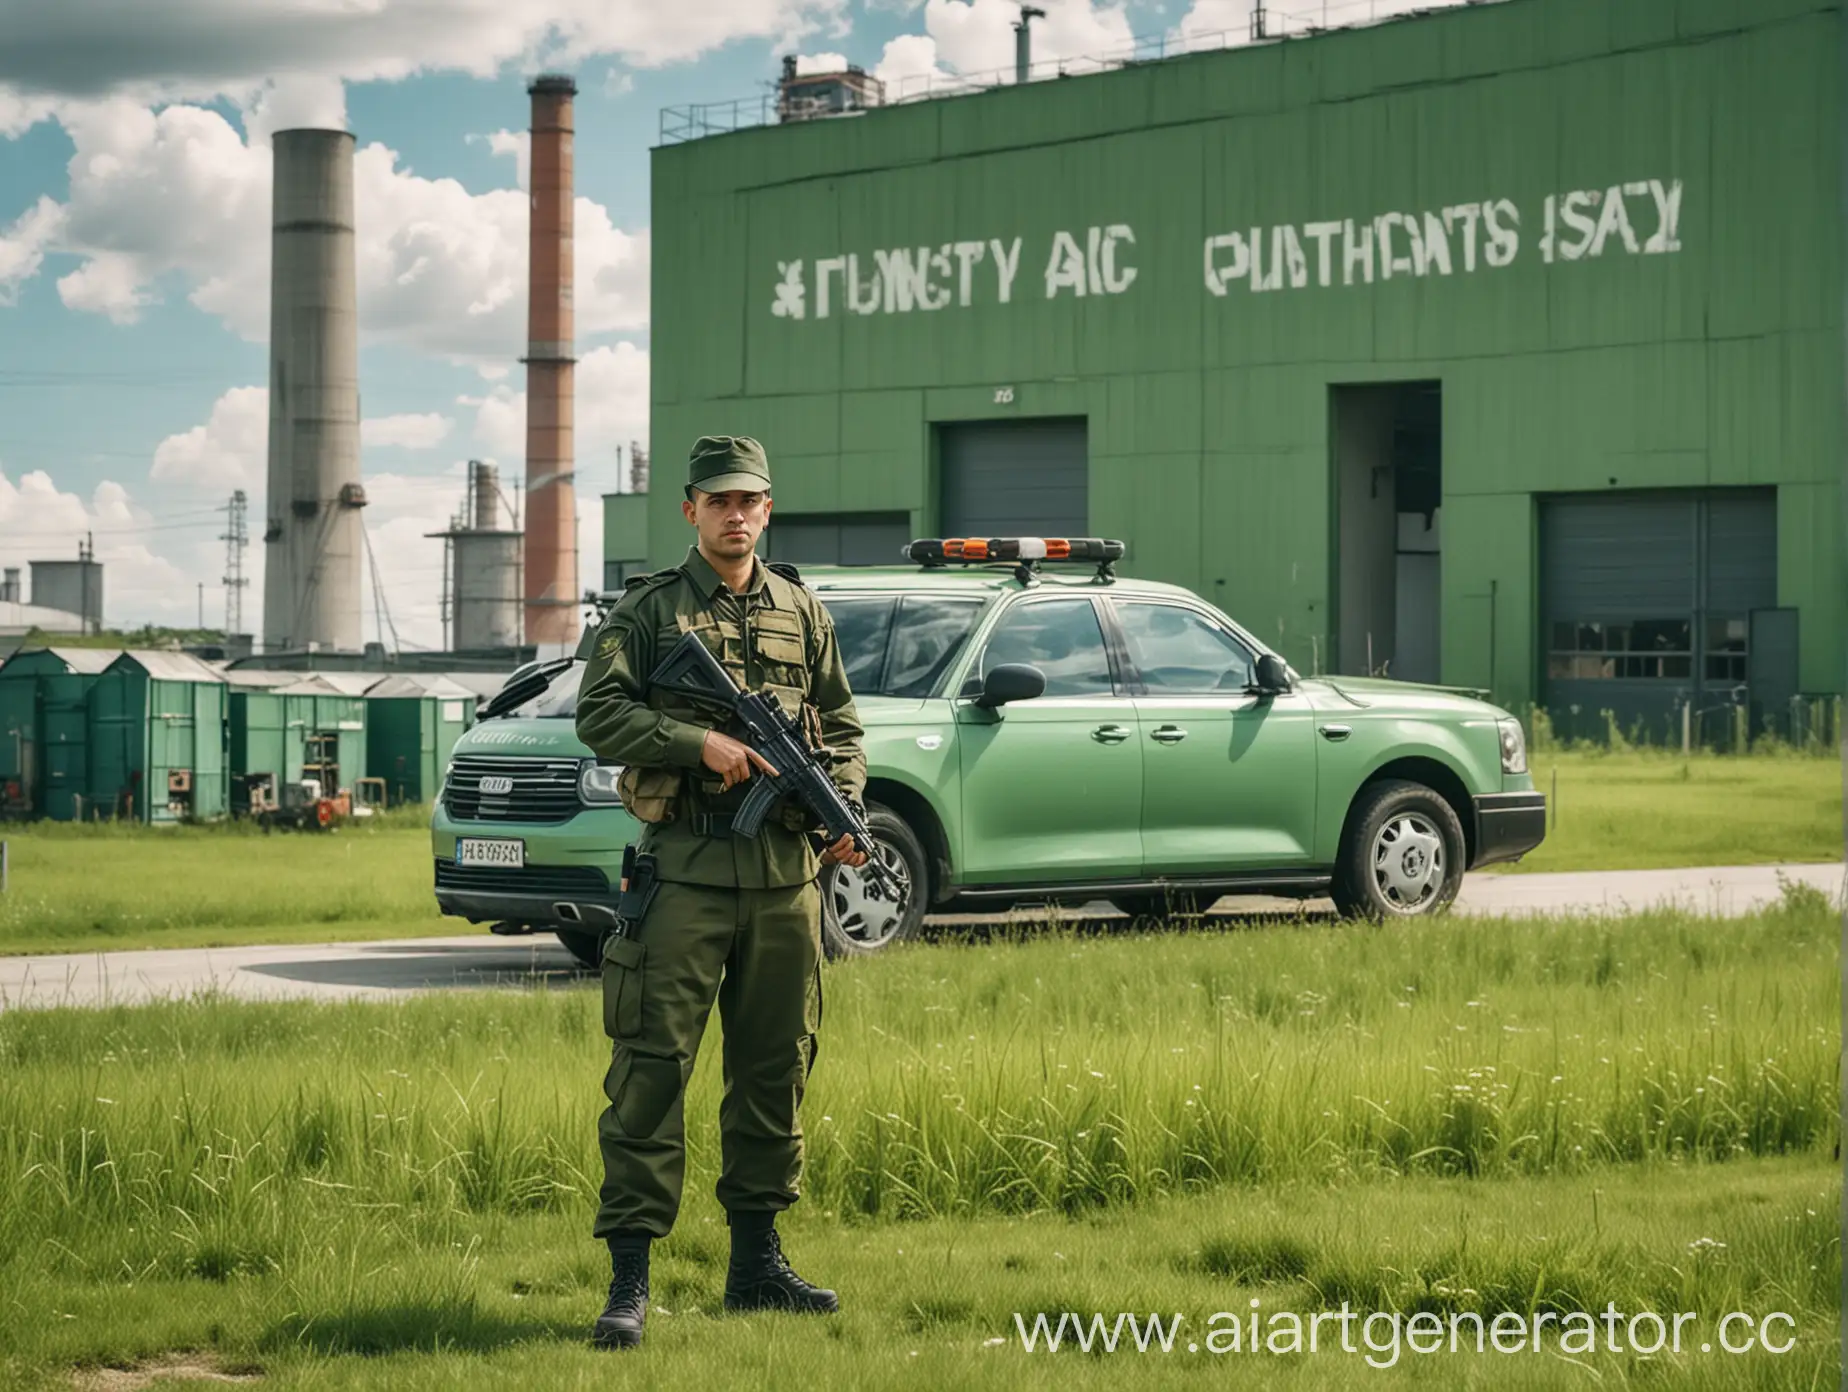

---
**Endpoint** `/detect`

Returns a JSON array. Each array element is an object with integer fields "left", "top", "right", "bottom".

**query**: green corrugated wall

[
  {"left": 645, "top": 0, "right": 1844, "bottom": 708},
  {"left": 366, "top": 694, "right": 469, "bottom": 805},
  {"left": 87, "top": 663, "right": 228, "bottom": 824},
  {"left": 229, "top": 691, "right": 294, "bottom": 786}
]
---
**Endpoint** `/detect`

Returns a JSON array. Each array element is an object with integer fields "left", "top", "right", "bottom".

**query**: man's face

[{"left": 683, "top": 487, "right": 771, "bottom": 560}]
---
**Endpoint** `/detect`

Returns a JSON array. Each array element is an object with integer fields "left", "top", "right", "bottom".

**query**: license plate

[{"left": 456, "top": 838, "right": 524, "bottom": 868}]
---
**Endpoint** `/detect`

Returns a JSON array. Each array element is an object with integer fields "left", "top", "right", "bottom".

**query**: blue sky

[{"left": 0, "top": 0, "right": 1447, "bottom": 647}]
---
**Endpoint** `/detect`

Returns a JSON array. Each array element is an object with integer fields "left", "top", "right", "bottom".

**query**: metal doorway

[{"left": 938, "top": 418, "right": 1087, "bottom": 538}]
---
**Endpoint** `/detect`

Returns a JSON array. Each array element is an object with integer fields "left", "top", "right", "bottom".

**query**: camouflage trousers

[{"left": 593, "top": 878, "right": 823, "bottom": 1239}]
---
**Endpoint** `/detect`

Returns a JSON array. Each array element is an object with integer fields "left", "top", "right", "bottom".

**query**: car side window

[
  {"left": 819, "top": 597, "right": 895, "bottom": 693},
  {"left": 1116, "top": 602, "right": 1255, "bottom": 693},
  {"left": 975, "top": 598, "right": 1114, "bottom": 698},
  {"left": 886, "top": 597, "right": 984, "bottom": 698}
]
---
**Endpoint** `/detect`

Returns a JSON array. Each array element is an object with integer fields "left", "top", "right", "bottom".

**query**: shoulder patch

[{"left": 765, "top": 560, "right": 804, "bottom": 586}]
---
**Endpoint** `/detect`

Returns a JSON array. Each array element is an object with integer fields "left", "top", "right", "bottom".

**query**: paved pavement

[{"left": 0, "top": 862, "right": 1839, "bottom": 1012}]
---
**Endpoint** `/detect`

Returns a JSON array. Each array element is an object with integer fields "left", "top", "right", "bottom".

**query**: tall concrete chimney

[
  {"left": 262, "top": 129, "right": 365, "bottom": 654},
  {"left": 523, "top": 74, "right": 579, "bottom": 651}
]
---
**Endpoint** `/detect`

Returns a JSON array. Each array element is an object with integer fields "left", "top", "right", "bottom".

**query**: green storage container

[
  {"left": 0, "top": 648, "right": 114, "bottom": 820},
  {"left": 275, "top": 674, "right": 374, "bottom": 798},
  {"left": 364, "top": 674, "right": 475, "bottom": 805},
  {"left": 223, "top": 670, "right": 301, "bottom": 812},
  {"left": 87, "top": 651, "right": 229, "bottom": 823}
]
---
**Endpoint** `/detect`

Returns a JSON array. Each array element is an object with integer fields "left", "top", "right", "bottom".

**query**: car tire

[
  {"left": 821, "top": 803, "right": 928, "bottom": 959},
  {"left": 1331, "top": 779, "right": 1466, "bottom": 921},
  {"left": 554, "top": 926, "right": 604, "bottom": 970}
]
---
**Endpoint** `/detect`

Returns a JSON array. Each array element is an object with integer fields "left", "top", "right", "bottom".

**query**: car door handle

[
  {"left": 1091, "top": 724, "right": 1132, "bottom": 744},
  {"left": 1150, "top": 725, "right": 1188, "bottom": 744},
  {"left": 1319, "top": 724, "right": 1352, "bottom": 742}
]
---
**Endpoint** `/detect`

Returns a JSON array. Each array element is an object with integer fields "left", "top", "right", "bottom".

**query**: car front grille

[
  {"left": 434, "top": 861, "right": 611, "bottom": 898},
  {"left": 443, "top": 754, "right": 582, "bottom": 823}
]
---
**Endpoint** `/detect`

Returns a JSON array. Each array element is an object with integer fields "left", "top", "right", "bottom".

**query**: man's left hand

[{"left": 820, "top": 832, "right": 869, "bottom": 868}]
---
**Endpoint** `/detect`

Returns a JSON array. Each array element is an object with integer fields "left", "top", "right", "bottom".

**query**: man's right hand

[{"left": 701, "top": 730, "right": 779, "bottom": 791}]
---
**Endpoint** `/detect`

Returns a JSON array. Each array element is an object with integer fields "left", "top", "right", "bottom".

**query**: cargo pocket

[
  {"left": 615, "top": 1054, "right": 683, "bottom": 1139},
  {"left": 801, "top": 963, "right": 824, "bottom": 1079},
  {"left": 601, "top": 936, "right": 645, "bottom": 1040}
]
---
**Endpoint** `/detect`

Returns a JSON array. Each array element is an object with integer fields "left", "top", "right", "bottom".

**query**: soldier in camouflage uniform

[{"left": 574, "top": 435, "right": 869, "bottom": 1349}]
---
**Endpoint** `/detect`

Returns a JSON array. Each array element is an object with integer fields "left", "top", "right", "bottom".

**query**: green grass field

[
  {"left": 1510, "top": 749, "right": 1844, "bottom": 874},
  {"left": 0, "top": 889, "right": 1837, "bottom": 1387},
  {"left": 0, "top": 809, "right": 450, "bottom": 955},
  {"left": 0, "top": 751, "right": 1838, "bottom": 956}
]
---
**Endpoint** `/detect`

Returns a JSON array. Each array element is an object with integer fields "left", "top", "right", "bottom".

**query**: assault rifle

[{"left": 649, "top": 631, "right": 902, "bottom": 902}]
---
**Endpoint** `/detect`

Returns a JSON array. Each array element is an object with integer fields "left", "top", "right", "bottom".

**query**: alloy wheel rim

[
  {"left": 1370, "top": 812, "right": 1446, "bottom": 911},
  {"left": 828, "top": 838, "right": 912, "bottom": 947}
]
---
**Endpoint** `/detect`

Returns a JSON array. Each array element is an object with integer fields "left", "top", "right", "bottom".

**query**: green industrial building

[
  {"left": 365, "top": 674, "right": 474, "bottom": 806},
  {"left": 87, "top": 652, "right": 228, "bottom": 824},
  {"left": 637, "top": 0, "right": 1843, "bottom": 740},
  {"left": 0, "top": 648, "right": 113, "bottom": 820}
]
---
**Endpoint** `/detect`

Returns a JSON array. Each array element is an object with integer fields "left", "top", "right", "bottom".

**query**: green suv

[{"left": 431, "top": 544, "right": 1544, "bottom": 962}]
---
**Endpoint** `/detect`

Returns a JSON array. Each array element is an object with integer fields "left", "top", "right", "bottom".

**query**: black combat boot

[
  {"left": 590, "top": 1234, "right": 650, "bottom": 1348},
  {"left": 723, "top": 1210, "right": 839, "bottom": 1314}
]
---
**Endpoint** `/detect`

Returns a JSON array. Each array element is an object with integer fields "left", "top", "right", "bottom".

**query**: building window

[
  {"left": 1546, "top": 620, "right": 1692, "bottom": 680},
  {"left": 1704, "top": 616, "right": 1748, "bottom": 683}
]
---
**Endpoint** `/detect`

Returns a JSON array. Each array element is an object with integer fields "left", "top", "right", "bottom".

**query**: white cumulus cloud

[
  {"left": 0, "top": 196, "right": 68, "bottom": 305},
  {"left": 151, "top": 385, "right": 269, "bottom": 489},
  {"left": 462, "top": 342, "right": 649, "bottom": 483},
  {"left": 795, "top": 52, "right": 851, "bottom": 73},
  {"left": 0, "top": 467, "right": 201, "bottom": 628},
  {"left": 469, "top": 128, "right": 532, "bottom": 192},
  {"left": 874, "top": 0, "right": 1134, "bottom": 95},
  {"left": 18, "top": 98, "right": 648, "bottom": 365},
  {"left": 363, "top": 413, "right": 453, "bottom": 451},
  {"left": 0, "top": 0, "right": 853, "bottom": 113}
]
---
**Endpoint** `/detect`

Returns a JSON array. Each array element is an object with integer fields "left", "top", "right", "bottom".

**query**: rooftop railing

[{"left": 658, "top": 0, "right": 1505, "bottom": 144}]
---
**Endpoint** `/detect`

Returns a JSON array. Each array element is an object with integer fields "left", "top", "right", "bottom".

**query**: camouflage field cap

[{"left": 686, "top": 435, "right": 772, "bottom": 496}]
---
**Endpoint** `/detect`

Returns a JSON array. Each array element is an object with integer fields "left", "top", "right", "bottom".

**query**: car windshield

[
  {"left": 498, "top": 661, "right": 584, "bottom": 718},
  {"left": 820, "top": 593, "right": 985, "bottom": 698}
]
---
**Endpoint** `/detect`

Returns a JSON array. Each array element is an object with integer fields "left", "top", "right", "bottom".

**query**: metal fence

[{"left": 1527, "top": 695, "right": 1845, "bottom": 757}]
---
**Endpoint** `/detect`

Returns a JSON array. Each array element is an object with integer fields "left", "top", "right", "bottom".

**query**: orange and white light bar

[{"left": 904, "top": 537, "right": 1126, "bottom": 565}]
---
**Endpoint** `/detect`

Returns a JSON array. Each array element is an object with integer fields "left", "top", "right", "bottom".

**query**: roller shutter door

[
  {"left": 1540, "top": 489, "right": 1776, "bottom": 741},
  {"left": 939, "top": 418, "right": 1087, "bottom": 538}
]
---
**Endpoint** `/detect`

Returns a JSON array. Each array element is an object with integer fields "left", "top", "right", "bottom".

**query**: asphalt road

[{"left": 0, "top": 862, "right": 1839, "bottom": 1013}]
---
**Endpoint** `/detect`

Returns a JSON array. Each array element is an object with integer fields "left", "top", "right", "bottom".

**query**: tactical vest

[{"left": 616, "top": 562, "right": 822, "bottom": 827}]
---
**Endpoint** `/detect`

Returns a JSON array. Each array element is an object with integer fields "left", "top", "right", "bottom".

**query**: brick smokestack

[{"left": 523, "top": 74, "right": 578, "bottom": 649}]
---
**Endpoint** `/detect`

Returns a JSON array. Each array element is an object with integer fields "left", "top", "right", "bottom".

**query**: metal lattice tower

[{"left": 220, "top": 489, "right": 249, "bottom": 635}]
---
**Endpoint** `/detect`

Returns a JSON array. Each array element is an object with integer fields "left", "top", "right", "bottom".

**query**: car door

[
  {"left": 954, "top": 594, "right": 1143, "bottom": 883},
  {"left": 1110, "top": 598, "right": 1318, "bottom": 872}
]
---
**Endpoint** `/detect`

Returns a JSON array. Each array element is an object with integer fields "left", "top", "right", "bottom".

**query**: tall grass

[
  {"left": 0, "top": 890, "right": 1834, "bottom": 1284},
  {"left": 0, "top": 897, "right": 1837, "bottom": 1387}
]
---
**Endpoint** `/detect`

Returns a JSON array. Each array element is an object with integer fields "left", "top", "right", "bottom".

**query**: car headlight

[
  {"left": 1497, "top": 718, "right": 1528, "bottom": 775},
  {"left": 578, "top": 761, "right": 625, "bottom": 805}
]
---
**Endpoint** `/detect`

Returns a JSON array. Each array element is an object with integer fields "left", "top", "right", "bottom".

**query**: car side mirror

[
  {"left": 972, "top": 663, "right": 1046, "bottom": 709},
  {"left": 1253, "top": 654, "right": 1291, "bottom": 695}
]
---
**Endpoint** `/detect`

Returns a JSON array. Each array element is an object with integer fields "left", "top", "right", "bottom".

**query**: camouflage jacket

[{"left": 574, "top": 545, "right": 868, "bottom": 888}]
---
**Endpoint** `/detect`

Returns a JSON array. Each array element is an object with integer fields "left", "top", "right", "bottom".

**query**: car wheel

[
  {"left": 1331, "top": 779, "right": 1466, "bottom": 920},
  {"left": 554, "top": 926, "right": 604, "bottom": 970},
  {"left": 821, "top": 803, "right": 927, "bottom": 959}
]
